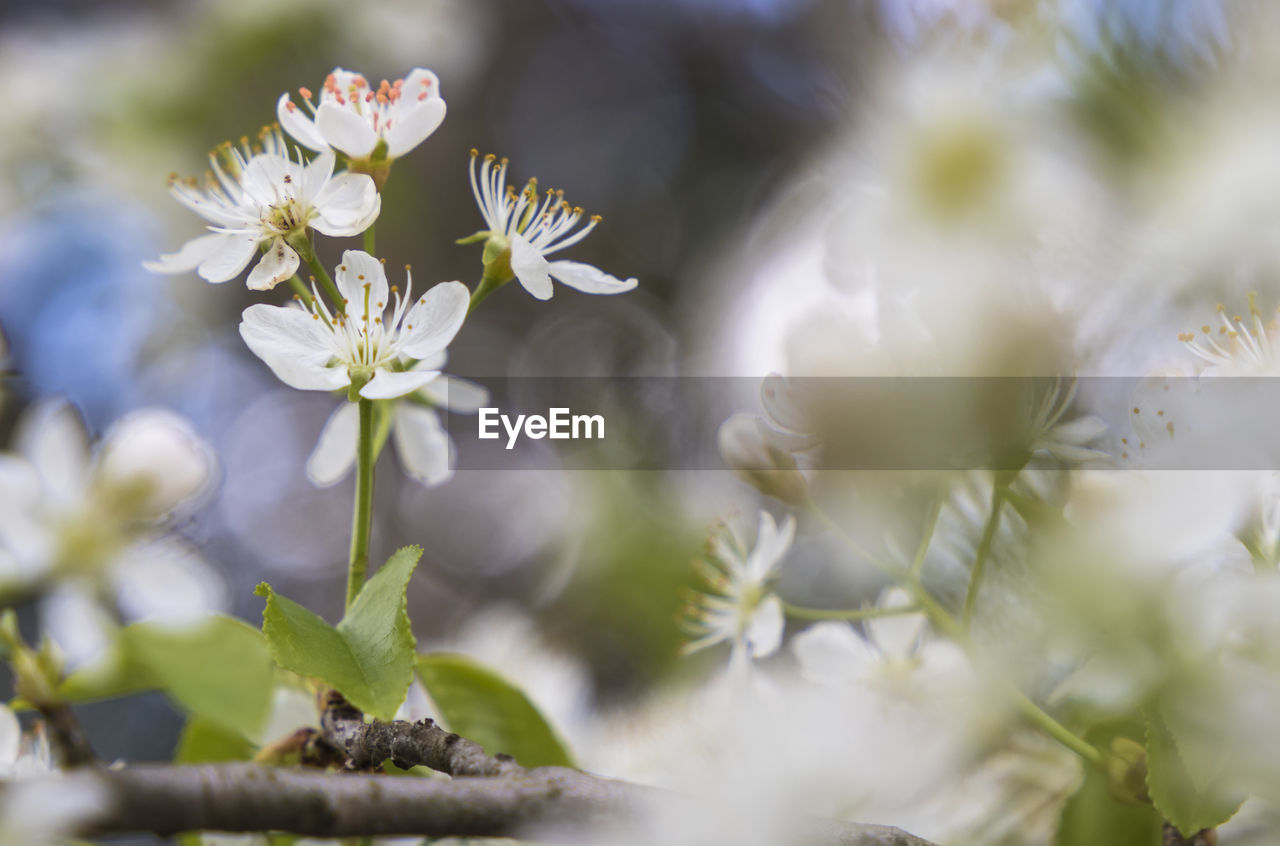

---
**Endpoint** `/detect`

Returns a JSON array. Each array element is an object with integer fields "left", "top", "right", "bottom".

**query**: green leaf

[
  {"left": 257, "top": 545, "right": 422, "bottom": 721},
  {"left": 1144, "top": 705, "right": 1244, "bottom": 837},
  {"left": 417, "top": 652, "right": 574, "bottom": 768},
  {"left": 123, "top": 615, "right": 275, "bottom": 740},
  {"left": 58, "top": 643, "right": 157, "bottom": 703},
  {"left": 1056, "top": 720, "right": 1163, "bottom": 846},
  {"left": 1057, "top": 751, "right": 1162, "bottom": 845},
  {"left": 174, "top": 715, "right": 256, "bottom": 764}
]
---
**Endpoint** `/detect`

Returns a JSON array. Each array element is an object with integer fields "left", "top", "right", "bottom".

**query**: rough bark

[
  {"left": 30, "top": 759, "right": 937, "bottom": 845},
  {"left": 7, "top": 693, "right": 940, "bottom": 845},
  {"left": 1163, "top": 823, "right": 1217, "bottom": 846}
]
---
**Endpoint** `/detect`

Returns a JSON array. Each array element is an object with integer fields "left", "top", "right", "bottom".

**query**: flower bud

[
  {"left": 96, "top": 409, "right": 215, "bottom": 519},
  {"left": 717, "top": 413, "right": 808, "bottom": 505}
]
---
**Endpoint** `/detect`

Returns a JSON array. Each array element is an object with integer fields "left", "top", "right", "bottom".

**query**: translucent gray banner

[{"left": 436, "top": 376, "right": 1280, "bottom": 470}]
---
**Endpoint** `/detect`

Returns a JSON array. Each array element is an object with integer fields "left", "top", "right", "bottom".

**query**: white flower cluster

[{"left": 146, "top": 65, "right": 638, "bottom": 488}]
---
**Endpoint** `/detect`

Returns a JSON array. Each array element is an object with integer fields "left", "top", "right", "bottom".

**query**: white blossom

[
  {"left": 145, "top": 132, "right": 380, "bottom": 291},
  {"left": 682, "top": 511, "right": 795, "bottom": 663},
  {"left": 0, "top": 400, "right": 224, "bottom": 666},
  {"left": 791, "top": 587, "right": 968, "bottom": 688},
  {"left": 277, "top": 68, "right": 446, "bottom": 163},
  {"left": 1027, "top": 378, "right": 1108, "bottom": 464},
  {"left": 468, "top": 150, "right": 637, "bottom": 300},
  {"left": 1180, "top": 296, "right": 1280, "bottom": 377},
  {"left": 239, "top": 250, "right": 468, "bottom": 399}
]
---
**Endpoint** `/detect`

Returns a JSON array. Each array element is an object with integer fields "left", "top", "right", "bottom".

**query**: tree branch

[
  {"left": 29, "top": 761, "right": 938, "bottom": 846},
  {"left": 19, "top": 696, "right": 938, "bottom": 845},
  {"left": 318, "top": 690, "right": 519, "bottom": 777}
]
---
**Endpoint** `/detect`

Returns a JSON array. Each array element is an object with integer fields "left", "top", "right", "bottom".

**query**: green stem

[
  {"left": 781, "top": 601, "right": 922, "bottom": 622},
  {"left": 371, "top": 400, "right": 395, "bottom": 462},
  {"left": 962, "top": 482, "right": 1006, "bottom": 629},
  {"left": 287, "top": 274, "right": 311, "bottom": 302},
  {"left": 468, "top": 269, "right": 509, "bottom": 314},
  {"left": 1009, "top": 687, "right": 1103, "bottom": 764},
  {"left": 363, "top": 223, "right": 376, "bottom": 255},
  {"left": 296, "top": 238, "right": 344, "bottom": 313},
  {"left": 909, "top": 491, "right": 944, "bottom": 580},
  {"left": 346, "top": 399, "right": 375, "bottom": 610},
  {"left": 804, "top": 494, "right": 1104, "bottom": 766}
]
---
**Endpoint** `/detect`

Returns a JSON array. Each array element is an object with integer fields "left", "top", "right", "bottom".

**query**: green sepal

[{"left": 455, "top": 230, "right": 490, "bottom": 245}]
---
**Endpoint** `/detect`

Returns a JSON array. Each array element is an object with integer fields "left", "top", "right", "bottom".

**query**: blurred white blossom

[
  {"left": 0, "top": 399, "right": 224, "bottom": 666},
  {"left": 682, "top": 510, "right": 795, "bottom": 663},
  {"left": 1180, "top": 296, "right": 1280, "bottom": 378},
  {"left": 792, "top": 587, "right": 969, "bottom": 688},
  {"left": 0, "top": 704, "right": 107, "bottom": 846}
]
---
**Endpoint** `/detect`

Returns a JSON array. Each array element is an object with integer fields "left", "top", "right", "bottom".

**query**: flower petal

[
  {"left": 359, "top": 368, "right": 441, "bottom": 400},
  {"left": 98, "top": 409, "right": 215, "bottom": 518},
  {"left": 0, "top": 704, "right": 19, "bottom": 767},
  {"left": 196, "top": 232, "right": 261, "bottom": 283},
  {"left": 167, "top": 182, "right": 251, "bottom": 228},
  {"left": 1048, "top": 414, "right": 1109, "bottom": 444},
  {"left": 240, "top": 153, "right": 304, "bottom": 209},
  {"left": 510, "top": 234, "right": 553, "bottom": 300},
  {"left": 761, "top": 373, "right": 810, "bottom": 434},
  {"left": 792, "top": 622, "right": 878, "bottom": 685},
  {"left": 384, "top": 98, "right": 446, "bottom": 158},
  {"left": 744, "top": 594, "right": 784, "bottom": 659},
  {"left": 245, "top": 238, "right": 300, "bottom": 291},
  {"left": 111, "top": 538, "right": 227, "bottom": 625},
  {"left": 334, "top": 250, "right": 389, "bottom": 319},
  {"left": 0, "top": 456, "right": 54, "bottom": 580},
  {"left": 745, "top": 511, "right": 795, "bottom": 580},
  {"left": 277, "top": 92, "right": 329, "bottom": 152},
  {"left": 866, "top": 587, "right": 926, "bottom": 661},
  {"left": 302, "top": 150, "right": 337, "bottom": 202},
  {"left": 417, "top": 375, "right": 489, "bottom": 413},
  {"left": 239, "top": 304, "right": 349, "bottom": 392},
  {"left": 143, "top": 232, "right": 226, "bottom": 275},
  {"left": 399, "top": 280, "right": 469, "bottom": 360},
  {"left": 306, "top": 402, "right": 359, "bottom": 487},
  {"left": 547, "top": 260, "right": 638, "bottom": 295},
  {"left": 16, "top": 399, "right": 91, "bottom": 507},
  {"left": 392, "top": 405, "right": 454, "bottom": 487},
  {"left": 312, "top": 173, "right": 380, "bottom": 237},
  {"left": 41, "top": 585, "right": 115, "bottom": 672},
  {"left": 315, "top": 102, "right": 378, "bottom": 159},
  {"left": 413, "top": 351, "right": 448, "bottom": 371},
  {"left": 391, "top": 68, "right": 443, "bottom": 119}
]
